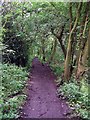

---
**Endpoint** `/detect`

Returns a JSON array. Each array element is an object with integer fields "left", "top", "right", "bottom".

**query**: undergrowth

[
  {"left": 57, "top": 78, "right": 89, "bottom": 119},
  {"left": 0, "top": 63, "right": 28, "bottom": 119}
]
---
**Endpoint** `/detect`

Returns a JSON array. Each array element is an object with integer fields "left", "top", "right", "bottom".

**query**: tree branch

[{"left": 51, "top": 24, "right": 66, "bottom": 58}]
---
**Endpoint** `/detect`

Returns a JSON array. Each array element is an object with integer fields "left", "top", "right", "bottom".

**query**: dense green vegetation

[
  {"left": 1, "top": 1, "right": 89, "bottom": 119},
  {"left": 57, "top": 79, "right": 89, "bottom": 119},
  {"left": 0, "top": 63, "right": 28, "bottom": 118}
]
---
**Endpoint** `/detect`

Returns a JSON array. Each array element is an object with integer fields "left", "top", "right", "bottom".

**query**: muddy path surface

[{"left": 20, "top": 58, "right": 72, "bottom": 119}]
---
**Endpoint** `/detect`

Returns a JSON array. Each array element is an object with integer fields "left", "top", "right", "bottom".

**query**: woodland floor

[{"left": 19, "top": 58, "right": 80, "bottom": 119}]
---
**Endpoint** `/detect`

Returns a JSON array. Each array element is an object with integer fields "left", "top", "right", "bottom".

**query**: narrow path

[{"left": 20, "top": 58, "right": 71, "bottom": 118}]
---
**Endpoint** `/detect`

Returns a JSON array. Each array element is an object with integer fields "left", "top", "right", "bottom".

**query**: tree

[{"left": 64, "top": 3, "right": 82, "bottom": 80}]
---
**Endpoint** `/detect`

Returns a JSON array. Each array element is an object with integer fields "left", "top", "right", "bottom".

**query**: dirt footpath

[{"left": 20, "top": 58, "right": 71, "bottom": 118}]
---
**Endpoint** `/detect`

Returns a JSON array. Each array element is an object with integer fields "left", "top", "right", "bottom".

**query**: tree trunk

[
  {"left": 58, "top": 37, "right": 66, "bottom": 58},
  {"left": 69, "top": 3, "right": 73, "bottom": 31},
  {"left": 76, "top": 30, "right": 89, "bottom": 79},
  {"left": 76, "top": 3, "right": 89, "bottom": 79},
  {"left": 64, "top": 3, "right": 82, "bottom": 80},
  {"left": 41, "top": 40, "right": 45, "bottom": 61},
  {"left": 76, "top": 2, "right": 89, "bottom": 66},
  {"left": 51, "top": 24, "right": 66, "bottom": 58},
  {"left": 49, "top": 38, "right": 57, "bottom": 64}
]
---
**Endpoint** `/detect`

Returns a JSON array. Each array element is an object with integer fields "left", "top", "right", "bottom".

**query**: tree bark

[
  {"left": 41, "top": 40, "right": 45, "bottom": 61},
  {"left": 49, "top": 38, "right": 57, "bottom": 64},
  {"left": 64, "top": 3, "right": 82, "bottom": 80},
  {"left": 76, "top": 3, "right": 89, "bottom": 79},
  {"left": 76, "top": 30, "right": 89, "bottom": 79},
  {"left": 69, "top": 3, "right": 73, "bottom": 31},
  {"left": 51, "top": 24, "right": 66, "bottom": 58},
  {"left": 76, "top": 2, "right": 89, "bottom": 65}
]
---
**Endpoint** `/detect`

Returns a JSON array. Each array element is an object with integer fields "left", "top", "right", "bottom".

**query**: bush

[
  {"left": 0, "top": 63, "right": 28, "bottom": 119},
  {"left": 58, "top": 82, "right": 81, "bottom": 102},
  {"left": 50, "top": 64, "right": 64, "bottom": 76},
  {"left": 57, "top": 80, "right": 89, "bottom": 119}
]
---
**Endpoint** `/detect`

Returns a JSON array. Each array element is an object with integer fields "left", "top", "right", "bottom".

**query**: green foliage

[
  {"left": 1, "top": 2, "right": 89, "bottom": 119},
  {"left": 51, "top": 65, "right": 64, "bottom": 76},
  {"left": 58, "top": 82, "right": 80, "bottom": 101},
  {"left": 57, "top": 80, "right": 89, "bottom": 119},
  {"left": 2, "top": 2, "right": 69, "bottom": 66},
  {"left": 0, "top": 63, "right": 28, "bottom": 119},
  {"left": 50, "top": 47, "right": 64, "bottom": 76}
]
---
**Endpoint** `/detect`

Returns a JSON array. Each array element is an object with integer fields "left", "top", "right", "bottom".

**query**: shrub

[
  {"left": 50, "top": 64, "right": 64, "bottom": 76},
  {"left": 0, "top": 63, "right": 28, "bottom": 119},
  {"left": 58, "top": 82, "right": 81, "bottom": 102},
  {"left": 57, "top": 80, "right": 89, "bottom": 119}
]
